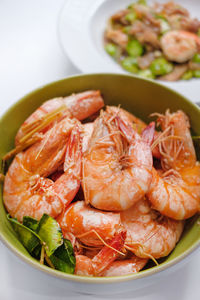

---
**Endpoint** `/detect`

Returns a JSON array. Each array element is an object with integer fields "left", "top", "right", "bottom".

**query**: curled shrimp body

[
  {"left": 153, "top": 110, "right": 196, "bottom": 171},
  {"left": 75, "top": 231, "right": 126, "bottom": 276},
  {"left": 4, "top": 119, "right": 82, "bottom": 222},
  {"left": 57, "top": 201, "right": 121, "bottom": 247},
  {"left": 147, "top": 166, "right": 200, "bottom": 220},
  {"left": 101, "top": 255, "right": 148, "bottom": 277},
  {"left": 121, "top": 199, "right": 184, "bottom": 259},
  {"left": 148, "top": 110, "right": 200, "bottom": 220},
  {"left": 15, "top": 90, "right": 104, "bottom": 145},
  {"left": 161, "top": 30, "right": 200, "bottom": 63},
  {"left": 82, "top": 111, "right": 153, "bottom": 211},
  {"left": 75, "top": 255, "right": 94, "bottom": 276}
]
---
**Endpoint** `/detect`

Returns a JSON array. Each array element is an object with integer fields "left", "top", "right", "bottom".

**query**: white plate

[{"left": 58, "top": 0, "right": 200, "bottom": 103}]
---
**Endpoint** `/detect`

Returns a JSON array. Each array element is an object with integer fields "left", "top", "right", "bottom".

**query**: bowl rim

[{"left": 0, "top": 72, "right": 200, "bottom": 284}]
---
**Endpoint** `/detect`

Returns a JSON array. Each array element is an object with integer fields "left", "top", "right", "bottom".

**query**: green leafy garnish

[
  {"left": 8, "top": 214, "right": 75, "bottom": 274},
  {"left": 7, "top": 215, "right": 40, "bottom": 253},
  {"left": 23, "top": 216, "right": 38, "bottom": 231},
  {"left": 36, "top": 214, "right": 63, "bottom": 257},
  {"left": 50, "top": 239, "right": 76, "bottom": 274}
]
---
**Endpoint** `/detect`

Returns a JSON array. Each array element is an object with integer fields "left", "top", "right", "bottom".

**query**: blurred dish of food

[{"left": 104, "top": 0, "right": 200, "bottom": 81}]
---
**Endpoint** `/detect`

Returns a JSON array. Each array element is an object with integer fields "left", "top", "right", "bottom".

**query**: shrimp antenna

[{"left": 124, "top": 244, "right": 159, "bottom": 266}]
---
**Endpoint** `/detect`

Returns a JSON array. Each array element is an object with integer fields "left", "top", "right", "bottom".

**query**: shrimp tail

[
  {"left": 141, "top": 122, "right": 155, "bottom": 146},
  {"left": 142, "top": 122, "right": 161, "bottom": 159},
  {"left": 92, "top": 230, "right": 127, "bottom": 275},
  {"left": 115, "top": 115, "right": 136, "bottom": 143}
]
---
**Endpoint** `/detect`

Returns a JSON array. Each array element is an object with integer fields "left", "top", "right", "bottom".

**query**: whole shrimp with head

[
  {"left": 147, "top": 110, "right": 200, "bottom": 220},
  {"left": 3, "top": 118, "right": 82, "bottom": 222},
  {"left": 82, "top": 109, "right": 153, "bottom": 211},
  {"left": 57, "top": 200, "right": 129, "bottom": 276}
]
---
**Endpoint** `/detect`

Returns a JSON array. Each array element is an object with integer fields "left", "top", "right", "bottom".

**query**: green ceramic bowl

[{"left": 0, "top": 74, "right": 200, "bottom": 293}]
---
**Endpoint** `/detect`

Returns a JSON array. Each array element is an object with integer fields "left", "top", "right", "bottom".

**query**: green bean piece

[
  {"left": 198, "top": 29, "right": 200, "bottom": 37},
  {"left": 121, "top": 57, "right": 139, "bottom": 73},
  {"left": 193, "top": 70, "right": 200, "bottom": 78},
  {"left": 127, "top": 4, "right": 134, "bottom": 9},
  {"left": 150, "top": 57, "right": 173, "bottom": 76},
  {"left": 157, "top": 17, "right": 170, "bottom": 34},
  {"left": 126, "top": 40, "right": 144, "bottom": 57},
  {"left": 137, "top": 0, "right": 147, "bottom": 5},
  {"left": 125, "top": 11, "right": 137, "bottom": 23},
  {"left": 181, "top": 70, "right": 193, "bottom": 80},
  {"left": 105, "top": 43, "right": 118, "bottom": 57},
  {"left": 127, "top": 0, "right": 146, "bottom": 9},
  {"left": 192, "top": 53, "right": 200, "bottom": 63},
  {"left": 122, "top": 26, "right": 132, "bottom": 34},
  {"left": 138, "top": 69, "right": 155, "bottom": 79}
]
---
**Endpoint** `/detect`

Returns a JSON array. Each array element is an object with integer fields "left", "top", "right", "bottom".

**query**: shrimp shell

[{"left": 121, "top": 199, "right": 184, "bottom": 258}]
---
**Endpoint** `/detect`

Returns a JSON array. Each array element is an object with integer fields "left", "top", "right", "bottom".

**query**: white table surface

[{"left": 0, "top": 1, "right": 200, "bottom": 299}]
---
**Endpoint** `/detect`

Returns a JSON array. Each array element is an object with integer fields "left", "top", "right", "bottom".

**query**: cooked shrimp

[
  {"left": 147, "top": 110, "right": 200, "bottom": 219},
  {"left": 147, "top": 166, "right": 200, "bottom": 220},
  {"left": 106, "top": 106, "right": 161, "bottom": 158},
  {"left": 152, "top": 110, "right": 196, "bottom": 171},
  {"left": 101, "top": 255, "right": 148, "bottom": 277},
  {"left": 121, "top": 198, "right": 184, "bottom": 258},
  {"left": 75, "top": 255, "right": 94, "bottom": 276},
  {"left": 161, "top": 30, "right": 200, "bottom": 63},
  {"left": 75, "top": 231, "right": 126, "bottom": 276},
  {"left": 81, "top": 123, "right": 94, "bottom": 153},
  {"left": 82, "top": 111, "right": 153, "bottom": 211},
  {"left": 57, "top": 201, "right": 121, "bottom": 247},
  {"left": 3, "top": 119, "right": 82, "bottom": 222},
  {"left": 105, "top": 29, "right": 128, "bottom": 49},
  {"left": 106, "top": 106, "right": 147, "bottom": 133},
  {"left": 15, "top": 90, "right": 104, "bottom": 145}
]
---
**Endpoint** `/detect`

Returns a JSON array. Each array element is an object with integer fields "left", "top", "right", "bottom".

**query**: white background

[{"left": 0, "top": 1, "right": 200, "bottom": 299}]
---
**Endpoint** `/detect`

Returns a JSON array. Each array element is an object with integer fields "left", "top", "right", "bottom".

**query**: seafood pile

[
  {"left": 104, "top": 0, "right": 200, "bottom": 81},
  {"left": 2, "top": 90, "right": 200, "bottom": 277}
]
